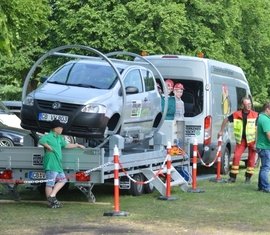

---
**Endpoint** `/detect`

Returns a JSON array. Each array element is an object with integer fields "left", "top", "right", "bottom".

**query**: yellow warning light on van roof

[
  {"left": 197, "top": 52, "right": 204, "bottom": 58},
  {"left": 140, "top": 50, "right": 148, "bottom": 56}
]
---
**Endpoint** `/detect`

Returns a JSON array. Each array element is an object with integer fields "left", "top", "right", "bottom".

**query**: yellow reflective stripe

[
  {"left": 246, "top": 167, "right": 254, "bottom": 174},
  {"left": 246, "top": 118, "right": 256, "bottom": 143},
  {"left": 234, "top": 119, "right": 243, "bottom": 143},
  {"left": 231, "top": 165, "right": 239, "bottom": 170},
  {"left": 231, "top": 169, "right": 239, "bottom": 174},
  {"left": 246, "top": 167, "right": 254, "bottom": 171}
]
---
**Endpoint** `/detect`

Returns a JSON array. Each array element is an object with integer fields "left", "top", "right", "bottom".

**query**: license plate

[
  {"left": 28, "top": 171, "right": 46, "bottom": 180},
  {"left": 38, "top": 113, "right": 68, "bottom": 123}
]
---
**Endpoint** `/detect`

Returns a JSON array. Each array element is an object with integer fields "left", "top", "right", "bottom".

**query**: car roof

[{"left": 66, "top": 58, "right": 132, "bottom": 70}]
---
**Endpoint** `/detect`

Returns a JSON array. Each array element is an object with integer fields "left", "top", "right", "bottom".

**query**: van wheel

[
  {"left": 129, "top": 173, "right": 144, "bottom": 196},
  {"left": 221, "top": 147, "right": 230, "bottom": 175}
]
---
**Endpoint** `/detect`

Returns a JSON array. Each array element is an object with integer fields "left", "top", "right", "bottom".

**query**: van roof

[{"left": 143, "top": 55, "right": 248, "bottom": 82}]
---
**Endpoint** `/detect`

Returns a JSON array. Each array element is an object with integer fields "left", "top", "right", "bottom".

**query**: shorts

[{"left": 45, "top": 171, "right": 67, "bottom": 187}]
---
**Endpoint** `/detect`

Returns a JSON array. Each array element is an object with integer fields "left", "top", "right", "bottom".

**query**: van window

[
  {"left": 124, "top": 69, "right": 143, "bottom": 93},
  {"left": 141, "top": 69, "right": 155, "bottom": 91},
  {"left": 181, "top": 80, "right": 203, "bottom": 117},
  {"left": 236, "top": 87, "right": 247, "bottom": 109}
]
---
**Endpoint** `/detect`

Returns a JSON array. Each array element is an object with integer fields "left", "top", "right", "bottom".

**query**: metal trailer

[
  {"left": 0, "top": 46, "right": 190, "bottom": 202},
  {"left": 0, "top": 133, "right": 190, "bottom": 202}
]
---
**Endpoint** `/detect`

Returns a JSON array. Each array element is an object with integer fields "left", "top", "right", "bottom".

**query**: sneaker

[
  {"left": 48, "top": 203, "right": 62, "bottom": 208},
  {"left": 226, "top": 177, "right": 236, "bottom": 183},
  {"left": 47, "top": 196, "right": 62, "bottom": 208}
]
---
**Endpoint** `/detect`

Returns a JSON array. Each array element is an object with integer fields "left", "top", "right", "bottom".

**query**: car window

[
  {"left": 141, "top": 69, "right": 155, "bottom": 91},
  {"left": 48, "top": 62, "right": 120, "bottom": 89},
  {"left": 48, "top": 63, "right": 73, "bottom": 84},
  {"left": 124, "top": 69, "right": 143, "bottom": 93}
]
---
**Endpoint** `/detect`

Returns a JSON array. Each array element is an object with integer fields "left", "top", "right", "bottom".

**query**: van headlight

[
  {"left": 23, "top": 96, "right": 34, "bottom": 106},
  {"left": 81, "top": 104, "right": 106, "bottom": 113}
]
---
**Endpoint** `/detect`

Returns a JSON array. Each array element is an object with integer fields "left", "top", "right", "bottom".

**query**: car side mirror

[{"left": 119, "top": 86, "right": 139, "bottom": 96}]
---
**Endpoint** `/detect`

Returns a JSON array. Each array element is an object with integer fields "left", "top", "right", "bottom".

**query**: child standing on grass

[{"left": 39, "top": 119, "right": 85, "bottom": 208}]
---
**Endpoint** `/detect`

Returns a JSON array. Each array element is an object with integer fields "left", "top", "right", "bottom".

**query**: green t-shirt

[
  {"left": 39, "top": 130, "right": 68, "bottom": 172},
  {"left": 161, "top": 96, "right": 176, "bottom": 120},
  {"left": 256, "top": 113, "right": 270, "bottom": 149}
]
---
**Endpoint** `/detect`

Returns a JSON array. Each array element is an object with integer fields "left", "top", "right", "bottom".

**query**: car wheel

[
  {"left": 0, "top": 137, "right": 14, "bottom": 147},
  {"left": 129, "top": 173, "right": 144, "bottom": 196},
  {"left": 221, "top": 147, "right": 230, "bottom": 175}
]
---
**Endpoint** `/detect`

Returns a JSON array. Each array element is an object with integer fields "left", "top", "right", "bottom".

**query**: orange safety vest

[{"left": 233, "top": 110, "right": 258, "bottom": 145}]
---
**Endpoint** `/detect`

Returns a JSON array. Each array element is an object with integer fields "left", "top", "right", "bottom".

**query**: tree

[
  {"left": 46, "top": 0, "right": 187, "bottom": 54},
  {"left": 0, "top": 0, "right": 50, "bottom": 100},
  {"left": 237, "top": 0, "right": 270, "bottom": 103}
]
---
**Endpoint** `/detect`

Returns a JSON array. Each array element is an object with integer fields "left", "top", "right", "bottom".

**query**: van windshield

[{"left": 48, "top": 62, "right": 122, "bottom": 89}]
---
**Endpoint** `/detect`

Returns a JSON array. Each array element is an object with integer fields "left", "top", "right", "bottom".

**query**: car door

[{"left": 122, "top": 68, "right": 149, "bottom": 136}]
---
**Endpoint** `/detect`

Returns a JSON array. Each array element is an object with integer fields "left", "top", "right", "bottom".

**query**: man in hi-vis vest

[{"left": 218, "top": 97, "right": 258, "bottom": 183}]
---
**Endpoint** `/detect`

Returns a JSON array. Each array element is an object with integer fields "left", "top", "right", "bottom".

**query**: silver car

[{"left": 21, "top": 59, "right": 162, "bottom": 146}]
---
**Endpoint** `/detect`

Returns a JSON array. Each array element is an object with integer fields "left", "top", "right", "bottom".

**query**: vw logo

[{"left": 52, "top": 102, "right": 61, "bottom": 109}]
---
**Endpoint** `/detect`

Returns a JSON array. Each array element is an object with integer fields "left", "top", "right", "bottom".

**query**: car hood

[{"left": 33, "top": 83, "right": 114, "bottom": 103}]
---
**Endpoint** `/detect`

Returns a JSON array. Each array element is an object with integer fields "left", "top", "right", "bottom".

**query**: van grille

[{"left": 37, "top": 100, "right": 81, "bottom": 112}]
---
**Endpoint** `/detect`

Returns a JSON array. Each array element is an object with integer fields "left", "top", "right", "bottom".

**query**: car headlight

[
  {"left": 23, "top": 96, "right": 34, "bottom": 106},
  {"left": 81, "top": 104, "right": 106, "bottom": 113}
]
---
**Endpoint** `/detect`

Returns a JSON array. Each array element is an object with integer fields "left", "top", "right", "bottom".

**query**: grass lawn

[{"left": 0, "top": 166, "right": 269, "bottom": 235}]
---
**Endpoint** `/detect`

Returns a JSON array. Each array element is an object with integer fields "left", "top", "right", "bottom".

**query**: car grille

[{"left": 37, "top": 100, "right": 81, "bottom": 112}]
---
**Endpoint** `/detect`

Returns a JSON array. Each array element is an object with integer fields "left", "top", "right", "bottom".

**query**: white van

[{"left": 143, "top": 55, "right": 252, "bottom": 174}]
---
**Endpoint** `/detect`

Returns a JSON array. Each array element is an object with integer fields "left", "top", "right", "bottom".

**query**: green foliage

[
  {"left": 46, "top": 0, "right": 187, "bottom": 54},
  {"left": 1, "top": 0, "right": 270, "bottom": 102},
  {"left": 0, "top": 0, "right": 51, "bottom": 100}
]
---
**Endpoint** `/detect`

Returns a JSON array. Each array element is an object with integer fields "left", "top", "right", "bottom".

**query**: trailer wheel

[
  {"left": 221, "top": 147, "right": 230, "bottom": 175},
  {"left": 130, "top": 173, "right": 144, "bottom": 196},
  {"left": 144, "top": 181, "right": 155, "bottom": 194}
]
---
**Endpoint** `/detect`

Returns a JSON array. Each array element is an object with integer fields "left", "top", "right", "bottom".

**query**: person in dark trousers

[
  {"left": 39, "top": 119, "right": 85, "bottom": 208},
  {"left": 256, "top": 102, "right": 270, "bottom": 192},
  {"left": 218, "top": 97, "right": 258, "bottom": 183}
]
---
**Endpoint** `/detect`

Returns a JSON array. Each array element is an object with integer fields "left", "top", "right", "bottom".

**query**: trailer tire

[
  {"left": 130, "top": 173, "right": 144, "bottom": 196},
  {"left": 144, "top": 182, "right": 155, "bottom": 194}
]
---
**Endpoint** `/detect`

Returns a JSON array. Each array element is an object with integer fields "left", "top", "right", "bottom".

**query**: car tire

[
  {"left": 221, "top": 147, "right": 230, "bottom": 175},
  {"left": 0, "top": 137, "right": 14, "bottom": 147},
  {"left": 129, "top": 173, "right": 144, "bottom": 196}
]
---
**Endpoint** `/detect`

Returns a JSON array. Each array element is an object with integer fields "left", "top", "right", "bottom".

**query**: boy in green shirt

[{"left": 39, "top": 119, "right": 85, "bottom": 208}]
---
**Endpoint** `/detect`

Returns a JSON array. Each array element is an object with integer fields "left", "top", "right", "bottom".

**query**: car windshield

[{"left": 48, "top": 62, "right": 123, "bottom": 89}]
